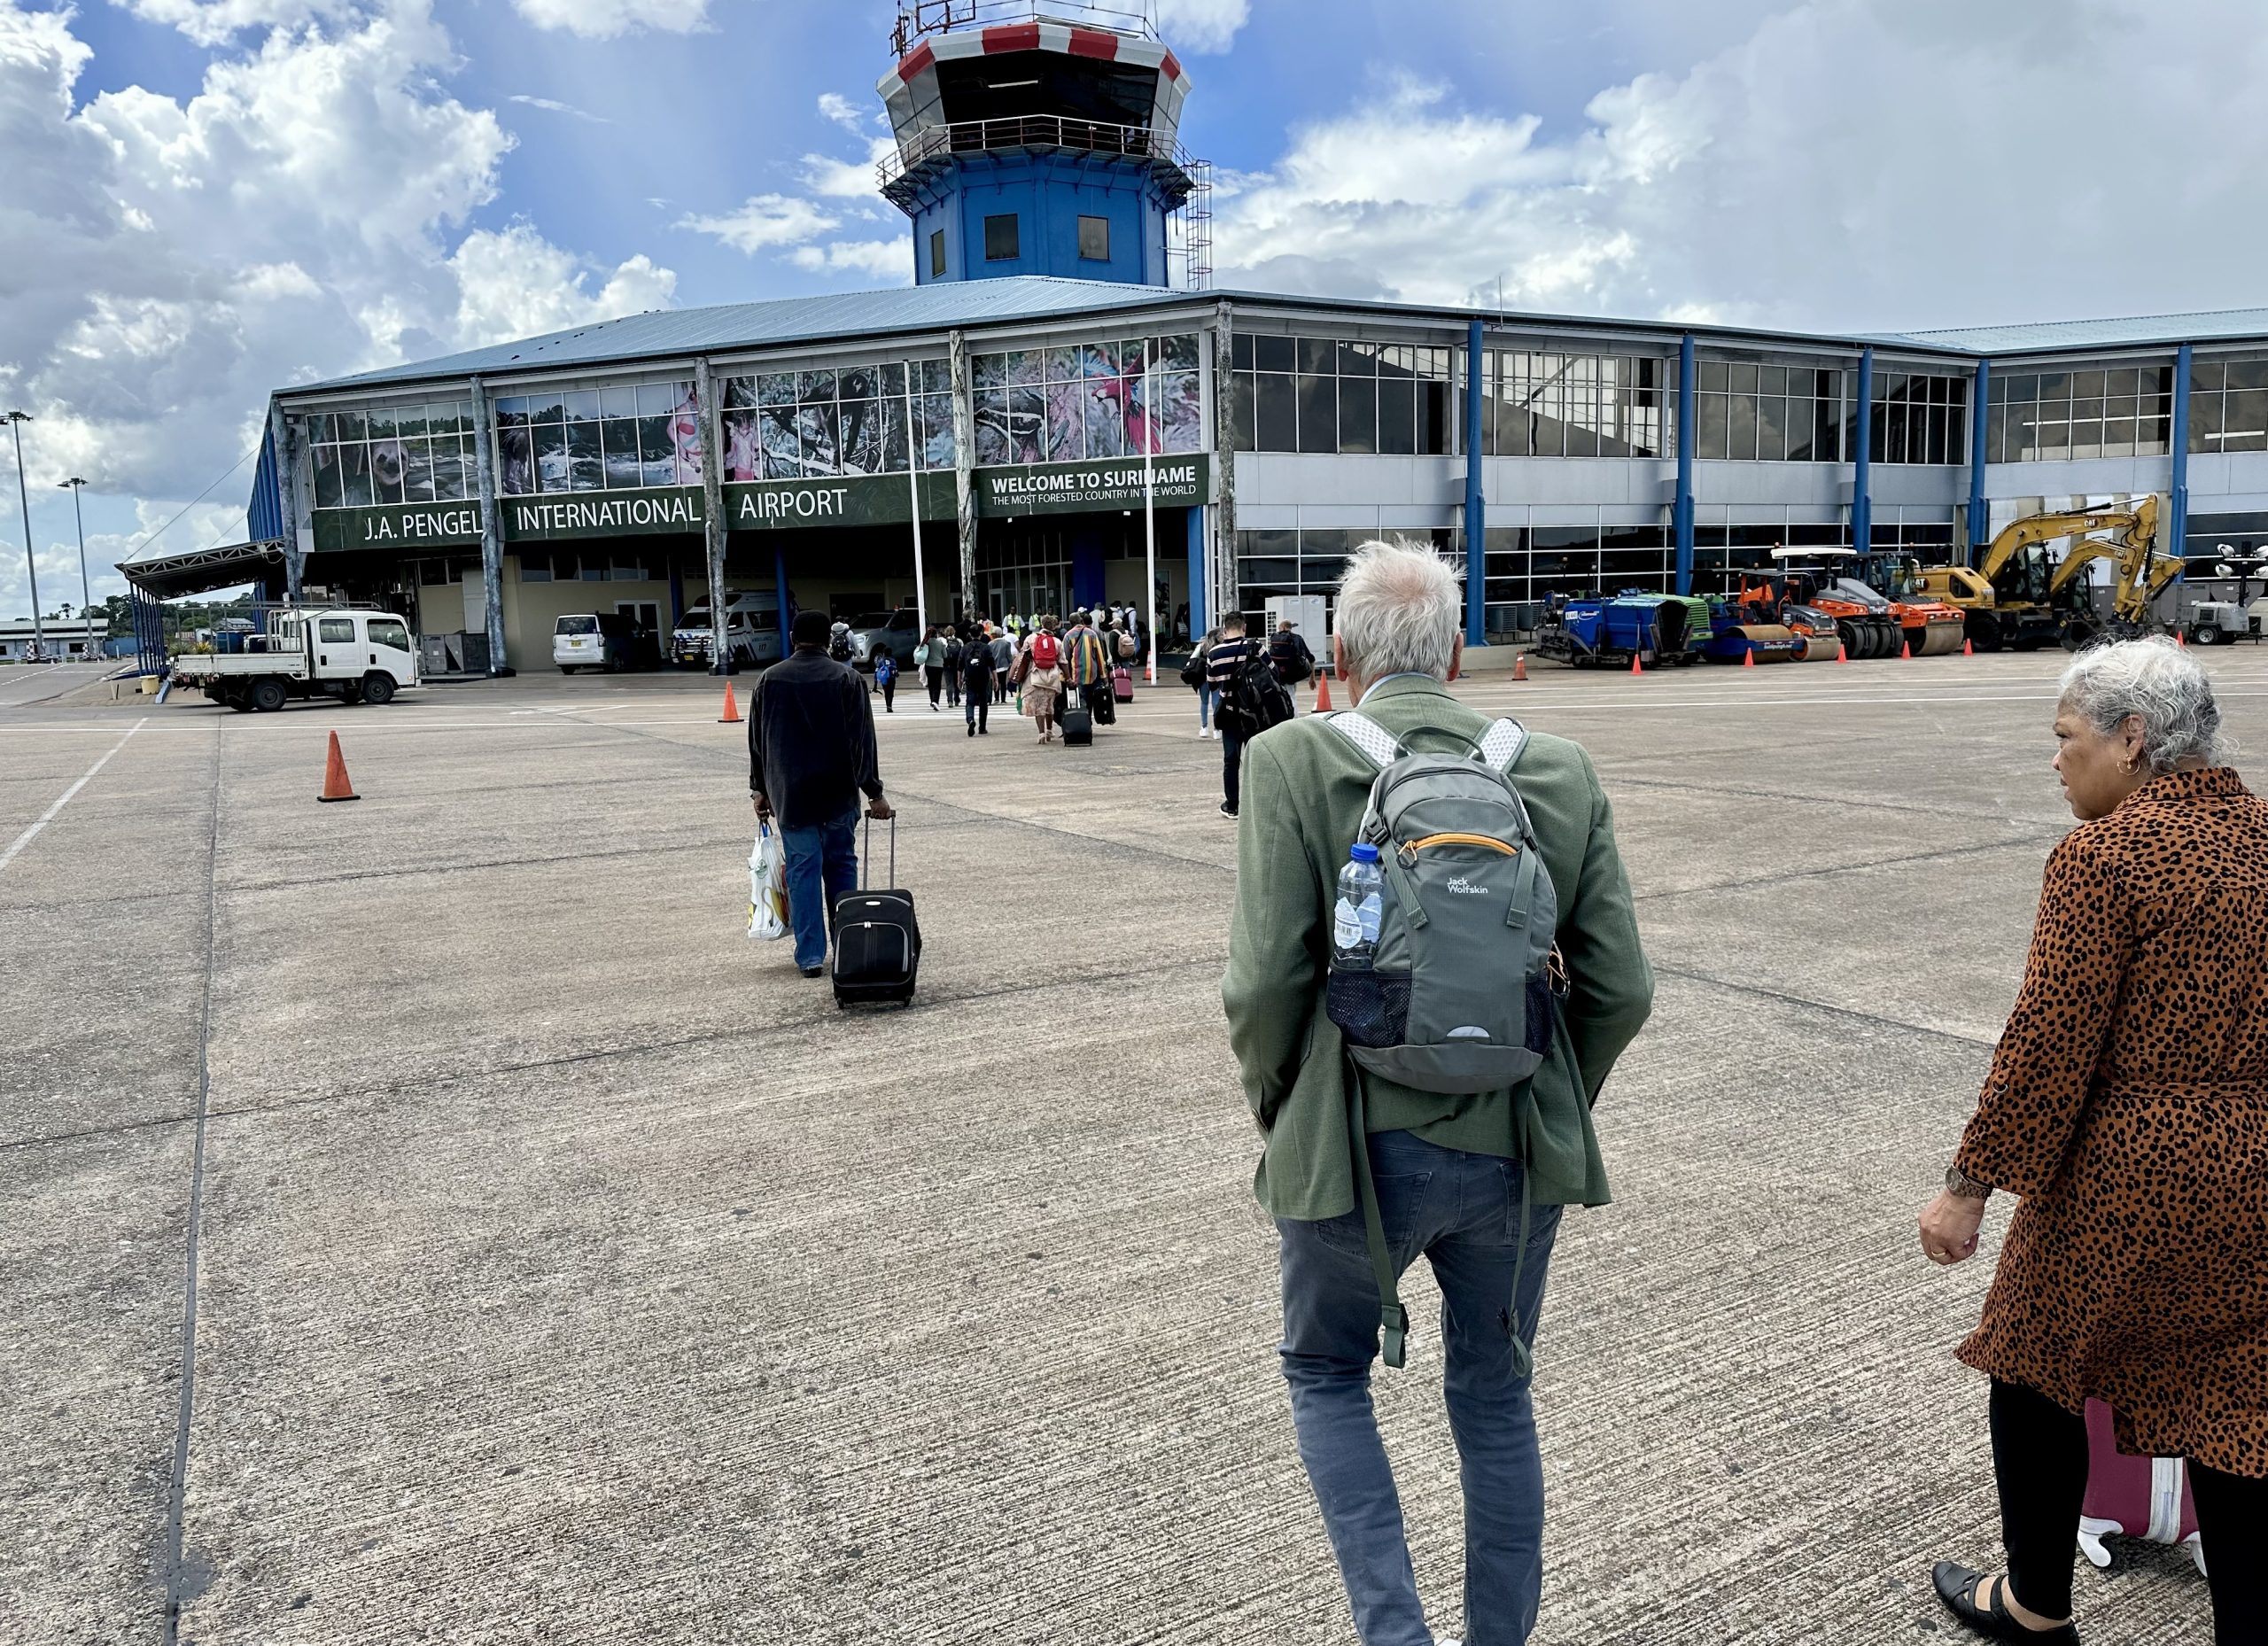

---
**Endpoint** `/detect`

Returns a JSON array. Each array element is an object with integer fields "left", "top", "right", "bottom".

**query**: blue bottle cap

[{"left": 1349, "top": 842, "right": 1379, "bottom": 863}]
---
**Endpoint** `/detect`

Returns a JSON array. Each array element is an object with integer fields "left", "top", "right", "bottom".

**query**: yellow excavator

[{"left": 1919, "top": 495, "right": 2165, "bottom": 651}]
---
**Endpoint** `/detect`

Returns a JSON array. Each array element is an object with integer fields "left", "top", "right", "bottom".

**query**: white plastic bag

[{"left": 747, "top": 824, "right": 789, "bottom": 942}]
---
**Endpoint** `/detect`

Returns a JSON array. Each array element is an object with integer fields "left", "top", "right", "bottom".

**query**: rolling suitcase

[
  {"left": 1060, "top": 685, "right": 1094, "bottom": 746},
  {"left": 832, "top": 817, "right": 920, "bottom": 1007},
  {"left": 1111, "top": 665, "right": 1134, "bottom": 703},
  {"left": 2077, "top": 1399, "right": 2206, "bottom": 1574}
]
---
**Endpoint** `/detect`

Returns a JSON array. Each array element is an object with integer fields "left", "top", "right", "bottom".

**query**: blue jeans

[
  {"left": 1196, "top": 686, "right": 1216, "bottom": 728},
  {"left": 780, "top": 808, "right": 859, "bottom": 971},
  {"left": 1278, "top": 1130, "right": 1564, "bottom": 1646}
]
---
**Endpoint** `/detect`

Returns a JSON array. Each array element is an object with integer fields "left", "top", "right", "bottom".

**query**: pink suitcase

[{"left": 2077, "top": 1399, "right": 2206, "bottom": 1575}]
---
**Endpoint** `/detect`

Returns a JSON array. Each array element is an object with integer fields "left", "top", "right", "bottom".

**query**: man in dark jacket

[
  {"left": 750, "top": 609, "right": 893, "bottom": 977},
  {"left": 960, "top": 625, "right": 995, "bottom": 737}
]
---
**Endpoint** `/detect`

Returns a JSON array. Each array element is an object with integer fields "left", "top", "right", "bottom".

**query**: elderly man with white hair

[{"left": 1223, "top": 540, "right": 1653, "bottom": 1646}]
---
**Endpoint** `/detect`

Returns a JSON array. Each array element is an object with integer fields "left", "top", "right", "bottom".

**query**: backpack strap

[
  {"left": 1480, "top": 717, "right": 1529, "bottom": 771},
  {"left": 1324, "top": 710, "right": 1401, "bottom": 769},
  {"left": 1346, "top": 1062, "right": 1410, "bottom": 1369}
]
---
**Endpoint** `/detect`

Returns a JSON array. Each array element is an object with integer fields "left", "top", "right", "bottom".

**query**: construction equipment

[
  {"left": 2184, "top": 558, "right": 2268, "bottom": 644},
  {"left": 1696, "top": 595, "right": 1805, "bottom": 664},
  {"left": 1846, "top": 551, "right": 1969, "bottom": 656},
  {"left": 1922, "top": 497, "right": 2163, "bottom": 651},
  {"left": 1762, "top": 550, "right": 1904, "bottom": 659},
  {"left": 1725, "top": 581, "right": 1837, "bottom": 661},
  {"left": 1533, "top": 591, "right": 1705, "bottom": 669}
]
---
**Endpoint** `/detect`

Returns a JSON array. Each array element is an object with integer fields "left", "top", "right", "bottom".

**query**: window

[
  {"left": 1485, "top": 351, "right": 1673, "bottom": 459},
  {"left": 317, "top": 618, "right": 355, "bottom": 643},
  {"left": 720, "top": 359, "right": 951, "bottom": 480},
  {"left": 368, "top": 619, "right": 410, "bottom": 653},
  {"left": 493, "top": 380, "right": 698, "bottom": 498},
  {"left": 1078, "top": 215, "right": 1110, "bottom": 261},
  {"left": 970, "top": 334, "right": 1202, "bottom": 464},
  {"left": 2189, "top": 355, "right": 2268, "bottom": 454},
  {"left": 983, "top": 214, "right": 1020, "bottom": 261},
  {"left": 929, "top": 229, "right": 946, "bottom": 277},
  {"left": 1230, "top": 335, "right": 1450, "bottom": 455},
  {"left": 1868, "top": 369, "right": 1968, "bottom": 465},
  {"left": 1988, "top": 361, "right": 2169, "bottom": 462},
  {"left": 1687, "top": 360, "right": 1842, "bottom": 462},
  {"left": 307, "top": 398, "right": 478, "bottom": 510},
  {"left": 1236, "top": 527, "right": 1458, "bottom": 619}
]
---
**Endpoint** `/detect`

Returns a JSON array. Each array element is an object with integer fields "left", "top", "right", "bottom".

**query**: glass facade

[
  {"left": 1229, "top": 336, "right": 1452, "bottom": 455},
  {"left": 495, "top": 381, "right": 701, "bottom": 499},
  {"left": 720, "top": 360, "right": 954, "bottom": 483},
  {"left": 970, "top": 334, "right": 1203, "bottom": 466},
  {"left": 1485, "top": 352, "right": 1671, "bottom": 457},
  {"left": 1868, "top": 369, "right": 1969, "bottom": 465},
  {"left": 2187, "top": 356, "right": 2268, "bottom": 454},
  {"left": 309, "top": 400, "right": 478, "bottom": 509},
  {"left": 1986, "top": 364, "right": 2171, "bottom": 463},
  {"left": 1232, "top": 526, "right": 1456, "bottom": 610},
  {"left": 1694, "top": 362, "right": 1846, "bottom": 462}
]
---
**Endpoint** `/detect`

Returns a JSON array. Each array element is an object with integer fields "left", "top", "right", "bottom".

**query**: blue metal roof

[
  {"left": 1872, "top": 307, "right": 2268, "bottom": 355},
  {"left": 299, "top": 276, "right": 1200, "bottom": 392}
]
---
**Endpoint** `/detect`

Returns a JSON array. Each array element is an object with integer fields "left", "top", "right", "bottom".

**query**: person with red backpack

[{"left": 1018, "top": 617, "right": 1065, "bottom": 744}]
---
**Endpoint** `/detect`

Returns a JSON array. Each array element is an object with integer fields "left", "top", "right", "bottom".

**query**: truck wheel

[
  {"left": 361, "top": 672, "right": 397, "bottom": 705},
  {"left": 2193, "top": 624, "right": 2221, "bottom": 646},
  {"left": 1969, "top": 613, "right": 2002, "bottom": 653},
  {"left": 227, "top": 693, "right": 253, "bottom": 713},
  {"left": 250, "top": 679, "right": 287, "bottom": 713}
]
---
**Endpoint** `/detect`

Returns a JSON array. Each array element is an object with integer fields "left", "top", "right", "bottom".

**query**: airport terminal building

[{"left": 121, "top": 7, "right": 2268, "bottom": 671}]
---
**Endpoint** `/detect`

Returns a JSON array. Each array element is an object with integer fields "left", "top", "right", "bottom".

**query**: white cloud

[
  {"left": 799, "top": 138, "right": 894, "bottom": 198},
  {"left": 448, "top": 223, "right": 677, "bottom": 346},
  {"left": 1214, "top": 0, "right": 2268, "bottom": 332},
  {"left": 1155, "top": 0, "right": 1248, "bottom": 53},
  {"left": 677, "top": 192, "right": 837, "bottom": 253},
  {"left": 107, "top": 0, "right": 358, "bottom": 47},
  {"left": 509, "top": 92, "right": 611, "bottom": 123},
  {"left": 0, "top": 0, "right": 678, "bottom": 618},
  {"left": 509, "top": 0, "right": 709, "bottom": 39},
  {"left": 788, "top": 240, "right": 910, "bottom": 282},
  {"left": 816, "top": 90, "right": 865, "bottom": 131}
]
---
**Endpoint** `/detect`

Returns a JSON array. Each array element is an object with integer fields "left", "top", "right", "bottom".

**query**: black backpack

[
  {"left": 1230, "top": 648, "right": 1294, "bottom": 734},
  {"left": 1270, "top": 631, "right": 1313, "bottom": 684}
]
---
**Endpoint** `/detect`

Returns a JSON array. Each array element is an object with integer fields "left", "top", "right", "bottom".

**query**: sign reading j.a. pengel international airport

[{"left": 307, "top": 457, "right": 1208, "bottom": 551}]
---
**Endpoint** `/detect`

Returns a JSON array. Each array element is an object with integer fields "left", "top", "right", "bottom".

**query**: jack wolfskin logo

[{"left": 1445, "top": 877, "right": 1490, "bottom": 896}]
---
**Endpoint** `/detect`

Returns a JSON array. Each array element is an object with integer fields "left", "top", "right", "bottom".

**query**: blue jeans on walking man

[
  {"left": 1278, "top": 1129, "right": 1563, "bottom": 1646},
  {"left": 780, "top": 807, "right": 859, "bottom": 971}
]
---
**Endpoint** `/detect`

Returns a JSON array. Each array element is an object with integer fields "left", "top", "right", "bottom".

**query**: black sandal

[{"left": 1931, "top": 1562, "right": 2079, "bottom": 1644}]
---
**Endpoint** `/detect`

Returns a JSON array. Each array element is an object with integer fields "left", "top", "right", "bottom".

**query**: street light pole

[
  {"left": 60, "top": 477, "right": 90, "bottom": 659},
  {"left": 4, "top": 411, "right": 42, "bottom": 661}
]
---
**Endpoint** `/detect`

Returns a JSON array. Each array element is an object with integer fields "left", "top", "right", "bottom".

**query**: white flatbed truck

[{"left": 168, "top": 608, "right": 421, "bottom": 711}]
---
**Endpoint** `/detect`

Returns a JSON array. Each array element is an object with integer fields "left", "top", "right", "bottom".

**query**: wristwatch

[{"left": 1944, "top": 1164, "right": 1992, "bottom": 1200}]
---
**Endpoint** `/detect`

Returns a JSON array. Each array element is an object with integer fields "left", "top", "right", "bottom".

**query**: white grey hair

[
  {"left": 2057, "top": 635, "right": 2228, "bottom": 773},
  {"left": 1335, "top": 539, "right": 1460, "bottom": 680}
]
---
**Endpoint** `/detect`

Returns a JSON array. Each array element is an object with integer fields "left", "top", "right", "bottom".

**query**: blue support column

[
  {"left": 1185, "top": 504, "right": 1207, "bottom": 641},
  {"left": 2171, "top": 343, "right": 2193, "bottom": 581},
  {"left": 1464, "top": 317, "right": 1487, "bottom": 646},
  {"left": 1852, "top": 346, "right": 1875, "bottom": 555},
  {"left": 1673, "top": 333, "right": 1696, "bottom": 594},
  {"left": 1968, "top": 358, "right": 1991, "bottom": 565},
  {"left": 773, "top": 541, "right": 792, "bottom": 659}
]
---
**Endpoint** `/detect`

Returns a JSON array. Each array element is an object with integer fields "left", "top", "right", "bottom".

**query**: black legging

[
  {"left": 1991, "top": 1378, "right": 2268, "bottom": 1642},
  {"left": 926, "top": 666, "right": 944, "bottom": 707}
]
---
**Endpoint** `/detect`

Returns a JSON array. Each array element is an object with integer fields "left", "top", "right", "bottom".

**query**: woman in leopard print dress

[{"left": 1918, "top": 638, "right": 2267, "bottom": 1646}]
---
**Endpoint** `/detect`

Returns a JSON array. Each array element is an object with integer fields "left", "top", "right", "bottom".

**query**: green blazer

[{"left": 1223, "top": 673, "right": 1653, "bottom": 1220}]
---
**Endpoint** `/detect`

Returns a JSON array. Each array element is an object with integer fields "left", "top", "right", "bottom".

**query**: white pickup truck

[{"left": 170, "top": 608, "right": 421, "bottom": 711}]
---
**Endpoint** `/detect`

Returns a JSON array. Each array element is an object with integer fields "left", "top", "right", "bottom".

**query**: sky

[{"left": 4, "top": 0, "right": 2267, "bottom": 621}]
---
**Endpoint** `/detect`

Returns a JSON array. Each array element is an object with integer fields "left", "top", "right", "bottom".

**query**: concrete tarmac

[{"left": 4, "top": 648, "right": 2260, "bottom": 1645}]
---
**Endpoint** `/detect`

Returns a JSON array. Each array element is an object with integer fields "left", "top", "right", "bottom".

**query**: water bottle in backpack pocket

[{"left": 1323, "top": 712, "right": 1561, "bottom": 1091}]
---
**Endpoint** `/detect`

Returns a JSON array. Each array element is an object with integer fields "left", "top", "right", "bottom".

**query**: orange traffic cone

[
  {"left": 1315, "top": 673, "right": 1333, "bottom": 711},
  {"left": 2177, "top": 629, "right": 2187, "bottom": 648},
  {"left": 1900, "top": 639, "right": 1912, "bottom": 660},
  {"left": 718, "top": 681, "right": 742, "bottom": 723},
  {"left": 1512, "top": 652, "right": 1528, "bottom": 682},
  {"left": 318, "top": 731, "right": 359, "bottom": 804},
  {"left": 1630, "top": 649, "right": 1643, "bottom": 676},
  {"left": 1837, "top": 641, "right": 1849, "bottom": 664},
  {"left": 1963, "top": 638, "right": 1974, "bottom": 656},
  {"left": 1743, "top": 645, "right": 1756, "bottom": 668}
]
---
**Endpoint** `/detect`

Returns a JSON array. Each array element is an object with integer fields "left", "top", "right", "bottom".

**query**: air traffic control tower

[{"left": 876, "top": 2, "right": 1211, "bottom": 289}]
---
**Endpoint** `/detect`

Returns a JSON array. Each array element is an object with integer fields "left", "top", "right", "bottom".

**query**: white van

[
  {"left": 672, "top": 592, "right": 783, "bottom": 671},
  {"left": 553, "top": 613, "right": 632, "bottom": 672}
]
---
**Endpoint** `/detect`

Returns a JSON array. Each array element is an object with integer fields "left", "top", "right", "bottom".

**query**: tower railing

[
  {"left": 891, "top": 0, "right": 1157, "bottom": 55},
  {"left": 878, "top": 113, "right": 1192, "bottom": 189}
]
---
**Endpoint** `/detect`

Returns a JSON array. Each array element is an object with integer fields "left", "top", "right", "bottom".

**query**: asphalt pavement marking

[{"left": 0, "top": 716, "right": 147, "bottom": 875}]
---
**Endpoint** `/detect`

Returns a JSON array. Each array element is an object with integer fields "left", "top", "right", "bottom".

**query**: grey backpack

[{"left": 1324, "top": 710, "right": 1564, "bottom": 1370}]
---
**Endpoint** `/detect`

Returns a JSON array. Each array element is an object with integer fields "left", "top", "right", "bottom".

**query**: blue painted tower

[{"left": 877, "top": 4, "right": 1206, "bottom": 289}]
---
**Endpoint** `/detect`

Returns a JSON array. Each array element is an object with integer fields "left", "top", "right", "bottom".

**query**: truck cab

[{"left": 172, "top": 607, "right": 420, "bottom": 711}]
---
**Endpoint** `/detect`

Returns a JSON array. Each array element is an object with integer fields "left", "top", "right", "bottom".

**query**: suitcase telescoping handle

[{"left": 862, "top": 811, "right": 897, "bottom": 889}]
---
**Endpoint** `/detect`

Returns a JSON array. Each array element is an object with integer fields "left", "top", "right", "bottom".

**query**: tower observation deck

[{"left": 876, "top": 2, "right": 1211, "bottom": 290}]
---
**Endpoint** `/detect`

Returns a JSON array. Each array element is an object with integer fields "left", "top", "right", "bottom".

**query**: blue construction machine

[{"left": 1533, "top": 592, "right": 1708, "bottom": 669}]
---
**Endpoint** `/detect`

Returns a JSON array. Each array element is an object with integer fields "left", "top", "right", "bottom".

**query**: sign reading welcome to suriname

[{"left": 307, "top": 455, "right": 1208, "bottom": 552}]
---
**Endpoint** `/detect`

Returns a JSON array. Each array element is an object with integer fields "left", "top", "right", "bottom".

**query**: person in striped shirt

[{"left": 1204, "top": 613, "right": 1264, "bottom": 818}]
